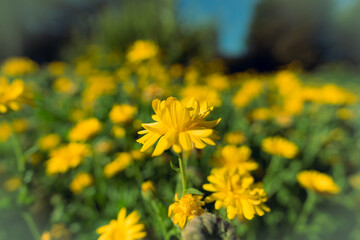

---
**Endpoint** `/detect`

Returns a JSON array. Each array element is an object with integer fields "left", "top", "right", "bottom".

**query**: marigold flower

[
  {"left": 213, "top": 145, "right": 258, "bottom": 172},
  {"left": 69, "top": 118, "right": 102, "bottom": 142},
  {"left": 168, "top": 194, "right": 205, "bottom": 229},
  {"left": 0, "top": 77, "right": 27, "bottom": 113},
  {"left": 70, "top": 172, "right": 93, "bottom": 194},
  {"left": 297, "top": 170, "right": 340, "bottom": 195},
  {"left": 1, "top": 57, "right": 38, "bottom": 77},
  {"left": 46, "top": 143, "right": 90, "bottom": 175},
  {"left": 109, "top": 104, "right": 137, "bottom": 124},
  {"left": 261, "top": 136, "right": 298, "bottom": 159},
  {"left": 97, "top": 208, "right": 146, "bottom": 240},
  {"left": 137, "top": 97, "right": 221, "bottom": 157},
  {"left": 37, "top": 134, "right": 61, "bottom": 151},
  {"left": 104, "top": 152, "right": 132, "bottom": 178},
  {"left": 203, "top": 168, "right": 270, "bottom": 220},
  {"left": 126, "top": 40, "right": 159, "bottom": 63}
]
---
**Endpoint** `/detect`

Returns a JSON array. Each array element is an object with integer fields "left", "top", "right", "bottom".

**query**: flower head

[
  {"left": 213, "top": 145, "right": 258, "bottom": 172},
  {"left": 70, "top": 172, "right": 93, "bottom": 194},
  {"left": 109, "top": 104, "right": 137, "bottom": 124},
  {"left": 137, "top": 97, "right": 221, "bottom": 156},
  {"left": 0, "top": 77, "right": 28, "bottom": 113},
  {"left": 69, "top": 118, "right": 102, "bottom": 142},
  {"left": 46, "top": 143, "right": 90, "bottom": 175},
  {"left": 104, "top": 153, "right": 133, "bottom": 178},
  {"left": 126, "top": 40, "right": 159, "bottom": 63},
  {"left": 261, "top": 136, "right": 298, "bottom": 159},
  {"left": 37, "top": 133, "right": 61, "bottom": 151},
  {"left": 97, "top": 208, "right": 146, "bottom": 240},
  {"left": 168, "top": 194, "right": 205, "bottom": 229},
  {"left": 203, "top": 167, "right": 270, "bottom": 220},
  {"left": 224, "top": 131, "right": 246, "bottom": 145},
  {"left": 181, "top": 85, "right": 222, "bottom": 107},
  {"left": 233, "top": 80, "right": 263, "bottom": 108},
  {"left": 1, "top": 57, "right": 38, "bottom": 77},
  {"left": 297, "top": 170, "right": 340, "bottom": 195}
]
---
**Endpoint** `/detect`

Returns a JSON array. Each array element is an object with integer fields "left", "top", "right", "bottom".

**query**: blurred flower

[
  {"left": 181, "top": 213, "right": 238, "bottom": 240},
  {"left": 47, "top": 61, "right": 67, "bottom": 77},
  {"left": 109, "top": 104, "right": 137, "bottom": 124},
  {"left": 29, "top": 152, "right": 42, "bottom": 165},
  {"left": 181, "top": 85, "right": 222, "bottom": 107},
  {"left": 224, "top": 131, "right": 246, "bottom": 145},
  {"left": 130, "top": 150, "right": 145, "bottom": 161},
  {"left": 127, "top": 40, "right": 159, "bottom": 63},
  {"left": 1, "top": 57, "right": 38, "bottom": 77},
  {"left": 53, "top": 77, "right": 77, "bottom": 94},
  {"left": 169, "top": 64, "right": 184, "bottom": 79},
  {"left": 143, "top": 84, "right": 166, "bottom": 102},
  {"left": 206, "top": 73, "right": 230, "bottom": 91},
  {"left": 41, "top": 232, "right": 51, "bottom": 240},
  {"left": 69, "top": 118, "right": 102, "bottom": 142},
  {"left": 349, "top": 172, "right": 360, "bottom": 190},
  {"left": 111, "top": 126, "right": 126, "bottom": 139},
  {"left": 12, "top": 118, "right": 28, "bottom": 133},
  {"left": 0, "top": 77, "right": 27, "bottom": 113},
  {"left": 50, "top": 223, "right": 71, "bottom": 240},
  {"left": 94, "top": 139, "right": 114, "bottom": 154},
  {"left": 82, "top": 74, "right": 117, "bottom": 106},
  {"left": 3, "top": 177, "right": 22, "bottom": 192},
  {"left": 203, "top": 167, "right": 270, "bottom": 220},
  {"left": 70, "top": 172, "right": 93, "bottom": 194},
  {"left": 233, "top": 80, "right": 263, "bottom": 108},
  {"left": 0, "top": 121, "right": 12, "bottom": 142},
  {"left": 250, "top": 108, "right": 272, "bottom": 121},
  {"left": 274, "top": 71, "right": 302, "bottom": 97},
  {"left": 302, "top": 84, "right": 357, "bottom": 105},
  {"left": 46, "top": 143, "right": 90, "bottom": 175},
  {"left": 137, "top": 97, "right": 221, "bottom": 156},
  {"left": 38, "top": 134, "right": 61, "bottom": 151},
  {"left": 261, "top": 136, "right": 298, "bottom": 159},
  {"left": 141, "top": 180, "right": 155, "bottom": 193},
  {"left": 104, "top": 152, "right": 132, "bottom": 178},
  {"left": 336, "top": 108, "right": 354, "bottom": 120},
  {"left": 168, "top": 193, "right": 205, "bottom": 229},
  {"left": 97, "top": 208, "right": 146, "bottom": 240},
  {"left": 297, "top": 170, "right": 340, "bottom": 195},
  {"left": 213, "top": 145, "right": 258, "bottom": 172}
]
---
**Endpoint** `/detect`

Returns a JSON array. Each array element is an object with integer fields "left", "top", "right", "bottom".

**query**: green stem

[
  {"left": 297, "top": 190, "right": 317, "bottom": 230},
  {"left": 9, "top": 124, "right": 25, "bottom": 174},
  {"left": 263, "top": 156, "right": 283, "bottom": 197},
  {"left": 178, "top": 152, "right": 188, "bottom": 196},
  {"left": 22, "top": 212, "right": 41, "bottom": 240},
  {"left": 150, "top": 199, "right": 169, "bottom": 240}
]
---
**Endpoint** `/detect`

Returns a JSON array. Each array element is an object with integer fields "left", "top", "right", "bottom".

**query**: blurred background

[{"left": 1, "top": 0, "right": 359, "bottom": 71}]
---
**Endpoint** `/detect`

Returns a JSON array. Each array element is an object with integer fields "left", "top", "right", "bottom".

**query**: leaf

[
  {"left": 185, "top": 188, "right": 203, "bottom": 196},
  {"left": 170, "top": 159, "right": 180, "bottom": 173}
]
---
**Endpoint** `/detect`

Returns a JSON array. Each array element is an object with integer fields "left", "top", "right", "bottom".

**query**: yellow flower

[
  {"left": 126, "top": 40, "right": 159, "bottom": 63},
  {"left": 0, "top": 77, "right": 26, "bottom": 113},
  {"left": 69, "top": 118, "right": 102, "bottom": 142},
  {"left": 0, "top": 121, "right": 12, "bottom": 142},
  {"left": 141, "top": 180, "right": 155, "bottom": 195},
  {"left": 261, "top": 136, "right": 298, "bottom": 159},
  {"left": 137, "top": 97, "right": 221, "bottom": 156},
  {"left": 95, "top": 139, "right": 114, "bottom": 154},
  {"left": 302, "top": 84, "right": 357, "bottom": 105},
  {"left": 297, "top": 170, "right": 340, "bottom": 195},
  {"left": 181, "top": 85, "right": 222, "bottom": 107},
  {"left": 233, "top": 80, "right": 263, "bottom": 108},
  {"left": 203, "top": 167, "right": 270, "bottom": 220},
  {"left": 50, "top": 223, "right": 71, "bottom": 240},
  {"left": 109, "top": 104, "right": 137, "bottom": 124},
  {"left": 274, "top": 71, "right": 302, "bottom": 97},
  {"left": 70, "top": 172, "right": 93, "bottom": 194},
  {"left": 12, "top": 118, "right": 28, "bottom": 133},
  {"left": 111, "top": 126, "right": 126, "bottom": 138},
  {"left": 53, "top": 77, "right": 77, "bottom": 94},
  {"left": 104, "top": 152, "right": 133, "bottom": 178},
  {"left": 38, "top": 134, "right": 61, "bottom": 151},
  {"left": 1, "top": 57, "right": 38, "bottom": 77},
  {"left": 97, "top": 208, "right": 146, "bottom": 240},
  {"left": 206, "top": 73, "right": 230, "bottom": 91},
  {"left": 47, "top": 61, "right": 67, "bottom": 76},
  {"left": 213, "top": 145, "right": 258, "bottom": 172},
  {"left": 3, "top": 177, "right": 22, "bottom": 192},
  {"left": 46, "top": 143, "right": 90, "bottom": 175},
  {"left": 40, "top": 232, "right": 51, "bottom": 240},
  {"left": 336, "top": 108, "right": 354, "bottom": 120},
  {"left": 168, "top": 194, "right": 205, "bottom": 229},
  {"left": 250, "top": 108, "right": 272, "bottom": 121},
  {"left": 82, "top": 74, "right": 117, "bottom": 106},
  {"left": 224, "top": 131, "right": 246, "bottom": 145}
]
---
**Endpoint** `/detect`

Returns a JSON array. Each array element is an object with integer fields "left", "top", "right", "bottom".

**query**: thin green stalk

[
  {"left": 263, "top": 156, "right": 283, "bottom": 197},
  {"left": 296, "top": 190, "right": 317, "bottom": 231},
  {"left": 150, "top": 199, "right": 169, "bottom": 240},
  {"left": 178, "top": 152, "right": 188, "bottom": 195},
  {"left": 22, "top": 212, "right": 41, "bottom": 240},
  {"left": 9, "top": 124, "right": 25, "bottom": 174}
]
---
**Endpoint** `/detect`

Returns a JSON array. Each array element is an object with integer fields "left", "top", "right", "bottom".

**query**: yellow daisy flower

[
  {"left": 0, "top": 77, "right": 26, "bottom": 113},
  {"left": 104, "top": 152, "right": 133, "bottom": 178},
  {"left": 46, "top": 143, "right": 90, "bottom": 175},
  {"left": 297, "top": 170, "right": 340, "bottom": 195},
  {"left": 37, "top": 133, "right": 61, "bottom": 151},
  {"left": 109, "top": 104, "right": 137, "bottom": 124},
  {"left": 1, "top": 57, "right": 38, "bottom": 77},
  {"left": 126, "top": 40, "right": 159, "bottom": 63},
  {"left": 203, "top": 167, "right": 270, "bottom": 220},
  {"left": 97, "top": 208, "right": 146, "bottom": 240},
  {"left": 137, "top": 97, "right": 221, "bottom": 157},
  {"left": 168, "top": 194, "right": 205, "bottom": 229},
  {"left": 224, "top": 131, "right": 246, "bottom": 145},
  {"left": 70, "top": 172, "right": 93, "bottom": 194},
  {"left": 261, "top": 136, "right": 298, "bottom": 159},
  {"left": 68, "top": 118, "right": 102, "bottom": 142}
]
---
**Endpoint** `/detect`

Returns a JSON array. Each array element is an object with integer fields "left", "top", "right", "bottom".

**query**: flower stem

[
  {"left": 296, "top": 190, "right": 317, "bottom": 231},
  {"left": 9, "top": 124, "right": 25, "bottom": 174},
  {"left": 178, "top": 152, "right": 188, "bottom": 196},
  {"left": 22, "top": 212, "right": 41, "bottom": 240},
  {"left": 150, "top": 199, "right": 169, "bottom": 240}
]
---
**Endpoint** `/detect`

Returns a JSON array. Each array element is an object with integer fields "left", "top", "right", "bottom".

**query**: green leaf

[{"left": 185, "top": 188, "right": 203, "bottom": 196}]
